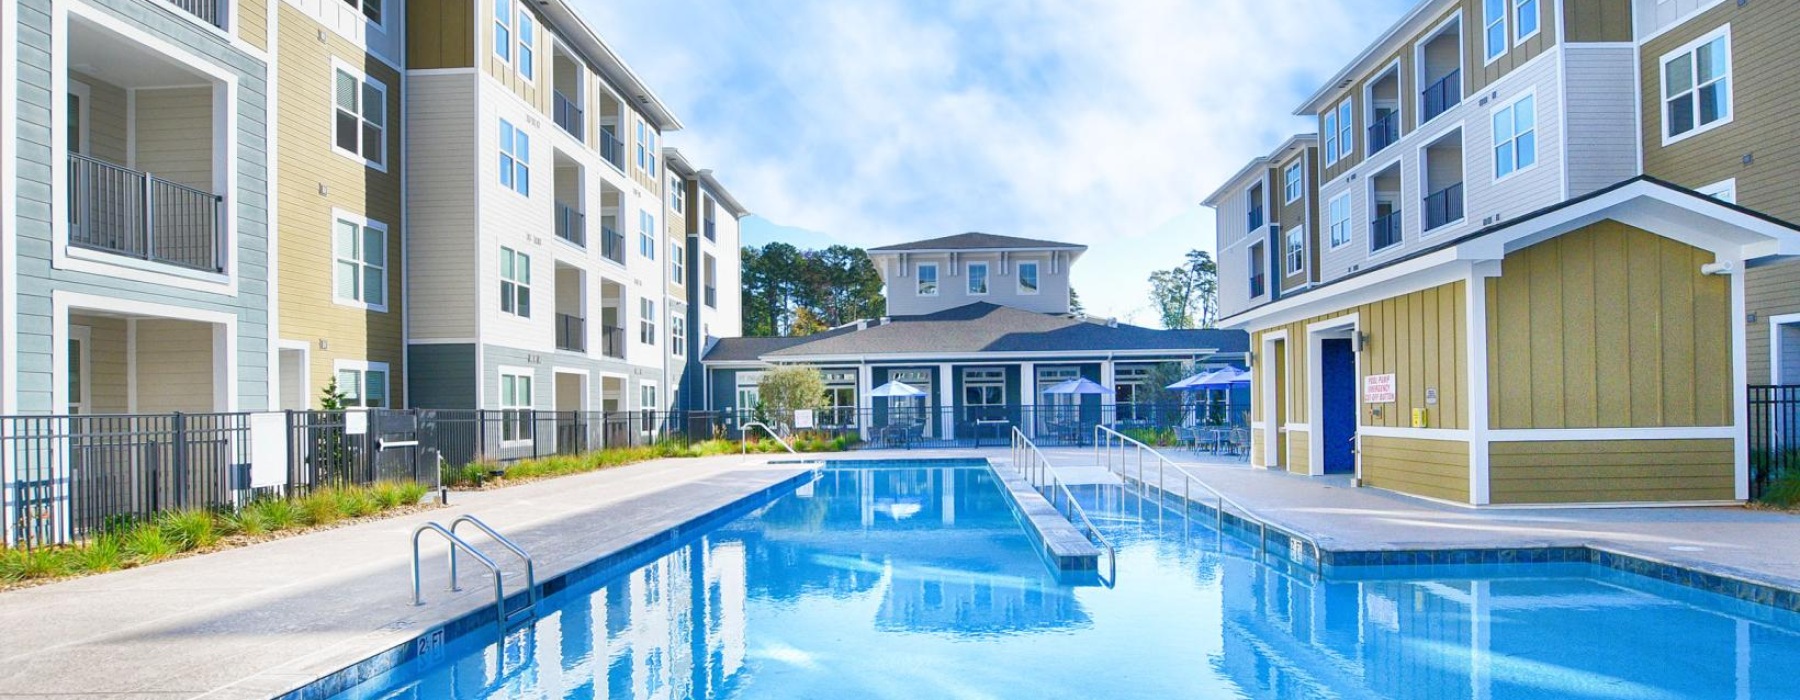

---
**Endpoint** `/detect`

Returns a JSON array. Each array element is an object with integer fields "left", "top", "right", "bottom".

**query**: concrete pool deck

[{"left": 0, "top": 455, "right": 820, "bottom": 700}]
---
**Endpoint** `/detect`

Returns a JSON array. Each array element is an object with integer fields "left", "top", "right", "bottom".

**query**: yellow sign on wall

[{"left": 1411, "top": 408, "right": 1429, "bottom": 428}]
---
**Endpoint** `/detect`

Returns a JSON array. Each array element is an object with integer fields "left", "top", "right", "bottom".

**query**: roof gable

[{"left": 867, "top": 233, "right": 1087, "bottom": 253}]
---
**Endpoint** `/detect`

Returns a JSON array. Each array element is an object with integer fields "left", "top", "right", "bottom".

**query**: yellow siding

[
  {"left": 1361, "top": 435, "right": 1471, "bottom": 503},
  {"left": 1250, "top": 428, "right": 1265, "bottom": 466},
  {"left": 71, "top": 315, "right": 129, "bottom": 414},
  {"left": 1486, "top": 221, "right": 1730, "bottom": 429},
  {"left": 408, "top": 0, "right": 476, "bottom": 69},
  {"left": 483, "top": 0, "right": 546, "bottom": 113},
  {"left": 1286, "top": 430, "right": 1310, "bottom": 474},
  {"left": 133, "top": 88, "right": 213, "bottom": 191},
  {"left": 276, "top": 3, "right": 407, "bottom": 407},
  {"left": 1488, "top": 439, "right": 1736, "bottom": 503},
  {"left": 135, "top": 320, "right": 215, "bottom": 413},
  {"left": 238, "top": 0, "right": 269, "bottom": 51}
]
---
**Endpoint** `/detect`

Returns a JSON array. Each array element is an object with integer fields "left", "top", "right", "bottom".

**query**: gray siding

[
  {"left": 481, "top": 344, "right": 659, "bottom": 411},
  {"left": 13, "top": 0, "right": 272, "bottom": 413},
  {"left": 1563, "top": 46, "right": 1640, "bottom": 196},
  {"left": 879, "top": 251, "right": 1074, "bottom": 317},
  {"left": 404, "top": 71, "right": 480, "bottom": 340},
  {"left": 408, "top": 343, "right": 479, "bottom": 408}
]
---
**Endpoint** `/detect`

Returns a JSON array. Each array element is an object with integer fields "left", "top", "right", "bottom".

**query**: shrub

[
  {"left": 77, "top": 535, "right": 126, "bottom": 573},
  {"left": 300, "top": 491, "right": 342, "bottom": 526},
  {"left": 1759, "top": 469, "right": 1800, "bottom": 509},
  {"left": 371, "top": 482, "right": 405, "bottom": 510},
  {"left": 247, "top": 498, "right": 301, "bottom": 531},
  {"left": 158, "top": 510, "right": 218, "bottom": 551},
  {"left": 124, "top": 526, "right": 179, "bottom": 563},
  {"left": 395, "top": 482, "right": 430, "bottom": 506},
  {"left": 335, "top": 488, "right": 378, "bottom": 519}
]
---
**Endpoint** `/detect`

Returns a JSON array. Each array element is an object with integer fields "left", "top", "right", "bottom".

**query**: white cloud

[{"left": 573, "top": 0, "right": 1412, "bottom": 325}]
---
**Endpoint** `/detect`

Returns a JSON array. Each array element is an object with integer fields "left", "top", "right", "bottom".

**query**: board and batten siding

[
  {"left": 1459, "top": 0, "right": 1558, "bottom": 95},
  {"left": 1361, "top": 435, "right": 1471, "bottom": 503},
  {"left": 404, "top": 72, "right": 479, "bottom": 340},
  {"left": 1286, "top": 430, "right": 1310, "bottom": 475},
  {"left": 1564, "top": 0, "right": 1634, "bottom": 42},
  {"left": 276, "top": 2, "right": 407, "bottom": 406},
  {"left": 1488, "top": 439, "right": 1735, "bottom": 503},
  {"left": 1485, "top": 221, "right": 1731, "bottom": 429},
  {"left": 481, "top": 0, "right": 545, "bottom": 115},
  {"left": 407, "top": 0, "right": 476, "bottom": 69}
]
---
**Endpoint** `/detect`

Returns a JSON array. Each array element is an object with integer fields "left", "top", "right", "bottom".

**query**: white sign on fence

[
  {"left": 793, "top": 409, "right": 815, "bottom": 429},
  {"left": 248, "top": 412, "right": 290, "bottom": 488},
  {"left": 1363, "top": 374, "right": 1397, "bottom": 404},
  {"left": 344, "top": 410, "right": 369, "bottom": 435}
]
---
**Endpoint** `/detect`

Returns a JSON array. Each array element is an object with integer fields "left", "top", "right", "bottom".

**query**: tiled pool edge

[{"left": 274, "top": 466, "right": 823, "bottom": 700}]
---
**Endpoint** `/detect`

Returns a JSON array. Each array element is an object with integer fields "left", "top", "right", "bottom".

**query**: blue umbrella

[
  {"left": 1043, "top": 377, "right": 1112, "bottom": 395},
  {"left": 868, "top": 380, "right": 928, "bottom": 398},
  {"left": 1167, "top": 370, "right": 1222, "bottom": 391},
  {"left": 1196, "top": 367, "right": 1251, "bottom": 388}
]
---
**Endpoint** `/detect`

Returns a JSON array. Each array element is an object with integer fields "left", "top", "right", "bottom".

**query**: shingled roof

[{"left": 866, "top": 233, "right": 1087, "bottom": 253}]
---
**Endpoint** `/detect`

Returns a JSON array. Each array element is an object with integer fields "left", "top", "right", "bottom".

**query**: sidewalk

[{"left": 0, "top": 455, "right": 816, "bottom": 699}]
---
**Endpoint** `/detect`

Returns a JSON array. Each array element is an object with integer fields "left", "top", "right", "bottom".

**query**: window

[
  {"left": 340, "top": 0, "right": 382, "bottom": 24},
  {"left": 1514, "top": 0, "right": 1538, "bottom": 42},
  {"left": 1484, "top": 0, "right": 1507, "bottom": 62},
  {"left": 334, "top": 215, "right": 387, "bottom": 310},
  {"left": 967, "top": 262, "right": 989, "bottom": 295},
  {"left": 499, "top": 370, "right": 533, "bottom": 443},
  {"left": 517, "top": 11, "right": 535, "bottom": 79},
  {"left": 641, "top": 384, "right": 658, "bottom": 411},
  {"left": 1285, "top": 226, "right": 1305, "bottom": 274},
  {"left": 1328, "top": 194, "right": 1351, "bottom": 248},
  {"left": 499, "top": 119, "right": 530, "bottom": 195},
  {"left": 333, "top": 65, "right": 386, "bottom": 167},
  {"left": 636, "top": 122, "right": 658, "bottom": 176},
  {"left": 1018, "top": 261, "right": 1040, "bottom": 295},
  {"left": 670, "top": 176, "right": 685, "bottom": 211},
  {"left": 917, "top": 263, "right": 939, "bottom": 296},
  {"left": 671, "top": 312, "right": 686, "bottom": 356},
  {"left": 670, "top": 241, "right": 684, "bottom": 283},
  {"left": 493, "top": 0, "right": 512, "bottom": 62},
  {"left": 1493, "top": 94, "right": 1536, "bottom": 179},
  {"left": 500, "top": 246, "right": 531, "bottom": 317},
  {"left": 1662, "top": 31, "right": 1731, "bottom": 141},
  {"left": 1323, "top": 111, "right": 1339, "bottom": 164},
  {"left": 335, "top": 361, "right": 390, "bottom": 408},
  {"left": 638, "top": 211, "right": 656, "bottom": 259},
  {"left": 703, "top": 254, "right": 717, "bottom": 307},
  {"left": 1283, "top": 162, "right": 1303, "bottom": 203},
  {"left": 961, "top": 368, "right": 1005, "bottom": 420},
  {"left": 639, "top": 298, "right": 656, "bottom": 344},
  {"left": 1336, "top": 101, "right": 1354, "bottom": 162}
]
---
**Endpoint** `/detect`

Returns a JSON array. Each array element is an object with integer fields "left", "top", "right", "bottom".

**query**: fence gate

[{"left": 371, "top": 409, "right": 441, "bottom": 488}]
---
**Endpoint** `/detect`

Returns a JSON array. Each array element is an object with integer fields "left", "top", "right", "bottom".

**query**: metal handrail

[
  {"left": 412, "top": 523, "right": 506, "bottom": 623},
  {"left": 1093, "top": 425, "right": 1321, "bottom": 570},
  {"left": 450, "top": 515, "right": 538, "bottom": 613},
  {"left": 1012, "top": 427, "right": 1117, "bottom": 585},
  {"left": 740, "top": 421, "right": 797, "bottom": 454}
]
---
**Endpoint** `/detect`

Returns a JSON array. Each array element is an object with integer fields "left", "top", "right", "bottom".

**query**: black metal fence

[
  {"left": 1749, "top": 385, "right": 1800, "bottom": 499},
  {"left": 729, "top": 403, "right": 1250, "bottom": 451}
]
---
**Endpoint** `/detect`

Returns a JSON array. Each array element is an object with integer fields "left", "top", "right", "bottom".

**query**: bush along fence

[{"left": 1749, "top": 385, "right": 1800, "bottom": 501}]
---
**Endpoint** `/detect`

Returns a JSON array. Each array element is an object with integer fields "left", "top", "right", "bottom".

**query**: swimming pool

[{"left": 327, "top": 460, "right": 1800, "bottom": 699}]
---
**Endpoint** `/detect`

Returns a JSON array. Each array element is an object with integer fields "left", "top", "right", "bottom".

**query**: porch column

[
  {"left": 1019, "top": 361, "right": 1036, "bottom": 439},
  {"left": 857, "top": 363, "right": 873, "bottom": 443},
  {"left": 1100, "top": 360, "right": 1117, "bottom": 424},
  {"left": 937, "top": 363, "right": 955, "bottom": 441}
]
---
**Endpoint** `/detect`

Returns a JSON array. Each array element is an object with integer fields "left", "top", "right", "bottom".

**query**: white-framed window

[
  {"left": 636, "top": 121, "right": 658, "bottom": 176},
  {"left": 1017, "top": 261, "right": 1040, "bottom": 295},
  {"left": 1328, "top": 193, "right": 1352, "bottom": 249},
  {"left": 500, "top": 246, "right": 531, "bottom": 317},
  {"left": 638, "top": 211, "right": 656, "bottom": 259},
  {"left": 671, "top": 311, "right": 686, "bottom": 356},
  {"left": 670, "top": 241, "right": 685, "bottom": 283},
  {"left": 1323, "top": 110, "right": 1339, "bottom": 164},
  {"left": 1661, "top": 29, "right": 1731, "bottom": 143},
  {"left": 499, "top": 369, "right": 534, "bottom": 444},
  {"left": 639, "top": 297, "right": 656, "bottom": 344},
  {"left": 493, "top": 0, "right": 512, "bottom": 63},
  {"left": 967, "top": 262, "right": 989, "bottom": 295},
  {"left": 1284, "top": 226, "right": 1305, "bottom": 275},
  {"left": 1698, "top": 178, "right": 1737, "bottom": 204},
  {"left": 333, "top": 213, "right": 388, "bottom": 311},
  {"left": 517, "top": 10, "right": 535, "bottom": 80},
  {"left": 1492, "top": 93, "right": 1537, "bottom": 180},
  {"left": 339, "top": 0, "right": 382, "bottom": 25},
  {"left": 1336, "top": 101, "right": 1354, "bottom": 162},
  {"left": 1283, "top": 161, "right": 1304, "bottom": 203},
  {"left": 1483, "top": 0, "right": 1507, "bottom": 62},
  {"left": 670, "top": 175, "right": 685, "bottom": 211},
  {"left": 1513, "top": 0, "right": 1538, "bottom": 43},
  {"left": 917, "top": 263, "right": 939, "bottom": 296},
  {"left": 332, "top": 63, "right": 386, "bottom": 168},
  {"left": 335, "top": 360, "right": 390, "bottom": 408},
  {"left": 499, "top": 119, "right": 530, "bottom": 195},
  {"left": 640, "top": 383, "right": 658, "bottom": 411}
]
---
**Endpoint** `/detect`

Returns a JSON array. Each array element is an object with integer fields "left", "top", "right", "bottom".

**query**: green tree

[
  {"left": 741, "top": 242, "right": 886, "bottom": 336},
  {"left": 757, "top": 365, "right": 827, "bottom": 430},
  {"left": 1146, "top": 250, "right": 1220, "bottom": 330},
  {"left": 1069, "top": 287, "right": 1085, "bottom": 316}
]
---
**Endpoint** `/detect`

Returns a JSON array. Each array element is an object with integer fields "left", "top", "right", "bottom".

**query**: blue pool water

[{"left": 333, "top": 462, "right": 1800, "bottom": 699}]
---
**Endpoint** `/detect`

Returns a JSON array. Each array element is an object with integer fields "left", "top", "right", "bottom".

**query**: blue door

[{"left": 1320, "top": 338, "right": 1356, "bottom": 474}]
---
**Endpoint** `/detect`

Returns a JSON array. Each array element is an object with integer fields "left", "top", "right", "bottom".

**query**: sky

[{"left": 572, "top": 0, "right": 1418, "bottom": 326}]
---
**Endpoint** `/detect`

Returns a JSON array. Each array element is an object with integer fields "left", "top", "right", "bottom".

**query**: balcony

[
  {"left": 1247, "top": 206, "right": 1264, "bottom": 232},
  {"left": 68, "top": 154, "right": 223, "bottom": 273},
  {"left": 1371, "top": 212, "right": 1402, "bottom": 251},
  {"left": 704, "top": 285, "right": 717, "bottom": 309},
  {"left": 1249, "top": 273, "right": 1266, "bottom": 298},
  {"left": 1368, "top": 112, "right": 1399, "bottom": 154},
  {"left": 1424, "top": 183, "right": 1464, "bottom": 231},
  {"left": 553, "top": 92, "right": 583, "bottom": 142},
  {"left": 601, "top": 225, "right": 625, "bottom": 265},
  {"left": 600, "top": 325, "right": 625, "bottom": 359},
  {"left": 555, "top": 203, "right": 585, "bottom": 247},
  {"left": 1421, "top": 69, "right": 1461, "bottom": 124},
  {"left": 164, "top": 0, "right": 226, "bottom": 29},
  {"left": 600, "top": 129, "right": 624, "bottom": 171},
  {"left": 555, "top": 313, "right": 586, "bottom": 352}
]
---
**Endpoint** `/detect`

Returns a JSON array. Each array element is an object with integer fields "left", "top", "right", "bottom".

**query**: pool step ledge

[{"left": 988, "top": 461, "right": 1103, "bottom": 572}]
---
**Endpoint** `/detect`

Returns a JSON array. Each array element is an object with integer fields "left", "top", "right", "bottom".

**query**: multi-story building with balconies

[
  {"left": 665, "top": 148, "right": 748, "bottom": 414},
  {"left": 1210, "top": 0, "right": 1800, "bottom": 507},
  {"left": 1207, "top": 135, "right": 1322, "bottom": 314},
  {"left": 3, "top": 0, "right": 275, "bottom": 415}
]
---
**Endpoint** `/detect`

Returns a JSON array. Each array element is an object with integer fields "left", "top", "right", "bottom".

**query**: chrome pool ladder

[{"left": 412, "top": 515, "right": 538, "bottom": 627}]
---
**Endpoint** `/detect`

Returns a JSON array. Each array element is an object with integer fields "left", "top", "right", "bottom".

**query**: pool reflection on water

[{"left": 333, "top": 463, "right": 1800, "bottom": 700}]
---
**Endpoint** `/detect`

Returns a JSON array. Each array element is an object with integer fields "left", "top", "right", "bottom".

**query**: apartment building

[
  {"left": 1210, "top": 0, "right": 1800, "bottom": 506},
  {"left": 1206, "top": 135, "right": 1322, "bottom": 315},
  {"left": 3, "top": 0, "right": 275, "bottom": 415},
  {"left": 665, "top": 148, "right": 749, "bottom": 414},
  {"left": 401, "top": 0, "right": 688, "bottom": 427},
  {"left": 271, "top": 0, "right": 407, "bottom": 411}
]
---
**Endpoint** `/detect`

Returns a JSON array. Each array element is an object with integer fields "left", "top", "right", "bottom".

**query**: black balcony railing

[
  {"left": 704, "top": 285, "right": 717, "bottom": 308},
  {"left": 1424, "top": 183, "right": 1464, "bottom": 231},
  {"left": 600, "top": 129, "right": 624, "bottom": 170},
  {"left": 553, "top": 92, "right": 584, "bottom": 141},
  {"left": 1247, "top": 207, "right": 1264, "bottom": 232},
  {"left": 1368, "top": 111, "right": 1400, "bottom": 153},
  {"left": 600, "top": 325, "right": 626, "bottom": 359},
  {"left": 601, "top": 226, "right": 625, "bottom": 264},
  {"left": 556, "top": 313, "right": 586, "bottom": 352},
  {"left": 1421, "top": 69, "right": 1462, "bottom": 123},
  {"left": 68, "top": 154, "right": 223, "bottom": 273},
  {"left": 1371, "top": 212, "right": 1402, "bottom": 251},
  {"left": 1249, "top": 273, "right": 1266, "bottom": 298},
  {"left": 556, "top": 203, "right": 586, "bottom": 247},
  {"left": 164, "top": 0, "right": 226, "bottom": 29}
]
